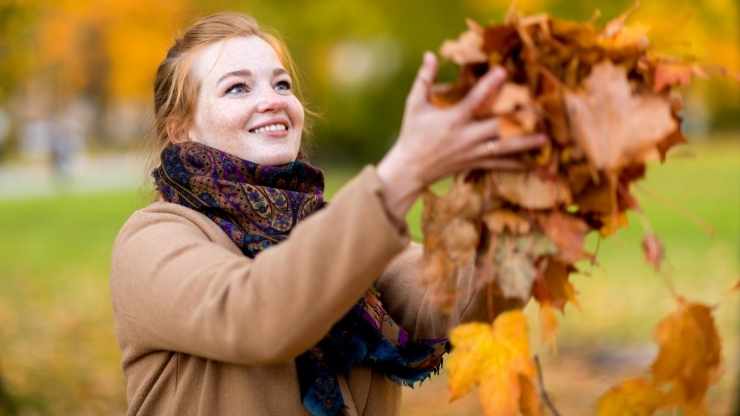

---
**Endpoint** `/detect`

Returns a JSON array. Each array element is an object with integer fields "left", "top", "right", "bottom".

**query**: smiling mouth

[{"left": 249, "top": 123, "right": 289, "bottom": 134}]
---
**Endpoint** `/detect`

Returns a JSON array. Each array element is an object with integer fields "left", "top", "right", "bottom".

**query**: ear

[{"left": 165, "top": 117, "right": 189, "bottom": 144}]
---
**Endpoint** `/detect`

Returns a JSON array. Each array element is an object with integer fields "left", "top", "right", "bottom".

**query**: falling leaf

[
  {"left": 596, "top": 377, "right": 668, "bottom": 416},
  {"left": 447, "top": 310, "right": 540, "bottom": 416},
  {"left": 651, "top": 300, "right": 722, "bottom": 412},
  {"left": 564, "top": 61, "right": 678, "bottom": 170},
  {"left": 642, "top": 233, "right": 664, "bottom": 271}
]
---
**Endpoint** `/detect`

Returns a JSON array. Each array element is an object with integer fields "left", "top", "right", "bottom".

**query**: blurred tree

[{"left": 0, "top": 0, "right": 737, "bottom": 160}]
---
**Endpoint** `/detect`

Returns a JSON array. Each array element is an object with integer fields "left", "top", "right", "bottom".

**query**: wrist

[{"left": 377, "top": 149, "right": 422, "bottom": 225}]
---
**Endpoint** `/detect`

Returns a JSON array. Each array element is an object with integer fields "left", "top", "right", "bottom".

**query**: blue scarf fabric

[{"left": 152, "top": 141, "right": 450, "bottom": 415}]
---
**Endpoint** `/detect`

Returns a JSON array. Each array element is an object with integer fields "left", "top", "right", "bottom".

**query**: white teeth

[{"left": 252, "top": 123, "right": 288, "bottom": 134}]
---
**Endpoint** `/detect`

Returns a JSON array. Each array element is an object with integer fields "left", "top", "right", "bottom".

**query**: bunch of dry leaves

[{"left": 421, "top": 7, "right": 731, "bottom": 416}]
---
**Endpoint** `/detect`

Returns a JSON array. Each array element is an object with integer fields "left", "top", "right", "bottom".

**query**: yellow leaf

[
  {"left": 651, "top": 300, "right": 722, "bottom": 411},
  {"left": 598, "top": 300, "right": 723, "bottom": 416},
  {"left": 447, "top": 322, "right": 491, "bottom": 400},
  {"left": 479, "top": 370, "right": 520, "bottom": 416},
  {"left": 596, "top": 377, "right": 668, "bottom": 416},
  {"left": 447, "top": 310, "right": 541, "bottom": 416}
]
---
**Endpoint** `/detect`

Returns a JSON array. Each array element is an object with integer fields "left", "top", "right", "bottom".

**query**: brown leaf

[
  {"left": 564, "top": 61, "right": 678, "bottom": 170},
  {"left": 493, "top": 172, "right": 572, "bottom": 209},
  {"left": 539, "top": 212, "right": 593, "bottom": 263},
  {"left": 654, "top": 61, "right": 706, "bottom": 93},
  {"left": 532, "top": 258, "right": 579, "bottom": 311},
  {"left": 484, "top": 209, "right": 531, "bottom": 234},
  {"left": 656, "top": 128, "right": 687, "bottom": 162},
  {"left": 440, "top": 19, "right": 488, "bottom": 65},
  {"left": 481, "top": 24, "right": 521, "bottom": 56},
  {"left": 642, "top": 233, "right": 664, "bottom": 271}
]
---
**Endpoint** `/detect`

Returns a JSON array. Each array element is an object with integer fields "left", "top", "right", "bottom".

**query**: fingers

[
  {"left": 459, "top": 118, "right": 500, "bottom": 144},
  {"left": 456, "top": 67, "right": 507, "bottom": 117},
  {"left": 470, "top": 134, "right": 548, "bottom": 159},
  {"left": 469, "top": 158, "right": 526, "bottom": 171},
  {"left": 406, "top": 51, "right": 438, "bottom": 109}
]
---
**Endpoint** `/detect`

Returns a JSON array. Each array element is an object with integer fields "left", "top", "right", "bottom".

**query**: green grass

[{"left": 0, "top": 139, "right": 737, "bottom": 413}]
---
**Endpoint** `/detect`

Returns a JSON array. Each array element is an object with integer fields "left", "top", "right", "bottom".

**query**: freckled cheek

[{"left": 209, "top": 101, "right": 252, "bottom": 135}]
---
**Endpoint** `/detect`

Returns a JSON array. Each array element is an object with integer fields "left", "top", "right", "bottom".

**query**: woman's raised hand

[{"left": 376, "top": 51, "right": 546, "bottom": 226}]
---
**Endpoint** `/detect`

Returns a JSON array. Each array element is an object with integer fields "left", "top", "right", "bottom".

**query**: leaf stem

[{"left": 534, "top": 354, "right": 561, "bottom": 416}]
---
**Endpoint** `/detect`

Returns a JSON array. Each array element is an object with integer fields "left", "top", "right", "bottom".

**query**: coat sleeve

[
  {"left": 110, "top": 165, "right": 410, "bottom": 366},
  {"left": 375, "top": 242, "right": 490, "bottom": 340}
]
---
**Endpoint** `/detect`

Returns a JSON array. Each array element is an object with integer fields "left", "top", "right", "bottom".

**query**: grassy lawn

[{"left": 0, "top": 139, "right": 737, "bottom": 414}]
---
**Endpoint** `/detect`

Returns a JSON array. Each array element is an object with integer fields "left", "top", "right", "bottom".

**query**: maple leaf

[
  {"left": 653, "top": 61, "right": 708, "bottom": 93},
  {"left": 650, "top": 300, "right": 722, "bottom": 412},
  {"left": 598, "top": 299, "right": 723, "bottom": 415},
  {"left": 532, "top": 258, "right": 579, "bottom": 311},
  {"left": 596, "top": 377, "right": 668, "bottom": 416},
  {"left": 538, "top": 212, "right": 593, "bottom": 263},
  {"left": 485, "top": 233, "right": 557, "bottom": 302},
  {"left": 447, "top": 310, "right": 541, "bottom": 416},
  {"left": 564, "top": 61, "right": 678, "bottom": 170}
]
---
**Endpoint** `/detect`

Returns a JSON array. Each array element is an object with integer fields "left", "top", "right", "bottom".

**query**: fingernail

[
  {"left": 491, "top": 67, "right": 506, "bottom": 79},
  {"left": 423, "top": 51, "right": 433, "bottom": 64}
]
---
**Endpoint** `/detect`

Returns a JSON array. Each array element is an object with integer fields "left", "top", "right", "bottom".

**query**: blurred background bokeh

[{"left": 0, "top": 0, "right": 737, "bottom": 414}]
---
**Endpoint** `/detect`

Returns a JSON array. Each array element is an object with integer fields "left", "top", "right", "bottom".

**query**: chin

[{"left": 252, "top": 152, "right": 298, "bottom": 166}]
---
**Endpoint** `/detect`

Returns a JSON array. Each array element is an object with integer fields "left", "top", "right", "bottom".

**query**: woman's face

[{"left": 187, "top": 36, "right": 304, "bottom": 165}]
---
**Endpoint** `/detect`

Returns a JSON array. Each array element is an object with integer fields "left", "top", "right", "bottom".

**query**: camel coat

[{"left": 110, "top": 165, "right": 488, "bottom": 416}]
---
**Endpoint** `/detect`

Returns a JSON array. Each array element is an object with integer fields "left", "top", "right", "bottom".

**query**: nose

[{"left": 255, "top": 90, "right": 288, "bottom": 113}]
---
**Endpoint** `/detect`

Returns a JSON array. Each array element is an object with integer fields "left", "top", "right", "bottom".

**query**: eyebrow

[{"left": 217, "top": 68, "right": 288, "bottom": 85}]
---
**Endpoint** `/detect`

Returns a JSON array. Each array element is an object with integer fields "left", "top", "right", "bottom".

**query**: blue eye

[
  {"left": 226, "top": 82, "right": 249, "bottom": 95},
  {"left": 275, "top": 80, "right": 292, "bottom": 92}
]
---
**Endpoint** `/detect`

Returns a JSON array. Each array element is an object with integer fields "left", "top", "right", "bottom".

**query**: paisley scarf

[{"left": 152, "top": 141, "right": 450, "bottom": 416}]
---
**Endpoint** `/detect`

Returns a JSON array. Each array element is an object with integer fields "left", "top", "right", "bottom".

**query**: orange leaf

[
  {"left": 596, "top": 377, "right": 668, "bottom": 416},
  {"left": 651, "top": 300, "right": 722, "bottom": 410},
  {"left": 532, "top": 258, "right": 579, "bottom": 311},
  {"left": 564, "top": 61, "right": 678, "bottom": 170},
  {"left": 538, "top": 212, "right": 593, "bottom": 263}
]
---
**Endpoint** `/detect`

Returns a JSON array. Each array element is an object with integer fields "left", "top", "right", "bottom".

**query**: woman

[{"left": 110, "top": 12, "right": 545, "bottom": 416}]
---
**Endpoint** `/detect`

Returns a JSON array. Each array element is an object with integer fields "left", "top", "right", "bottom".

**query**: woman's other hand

[{"left": 377, "top": 51, "right": 546, "bottom": 225}]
